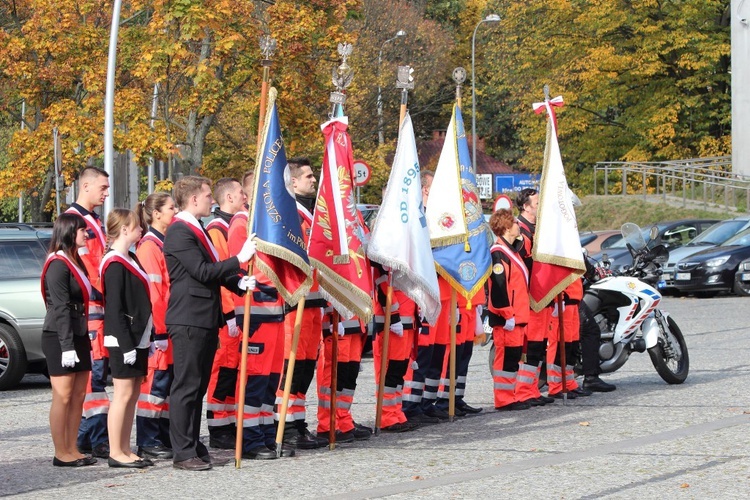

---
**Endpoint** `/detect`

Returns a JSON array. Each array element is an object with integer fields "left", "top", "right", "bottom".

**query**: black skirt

[
  {"left": 108, "top": 346, "right": 148, "bottom": 379},
  {"left": 42, "top": 331, "right": 92, "bottom": 376}
]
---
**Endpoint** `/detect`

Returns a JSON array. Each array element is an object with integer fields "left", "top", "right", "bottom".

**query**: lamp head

[
  {"left": 396, "top": 30, "right": 406, "bottom": 37},
  {"left": 484, "top": 14, "right": 501, "bottom": 22}
]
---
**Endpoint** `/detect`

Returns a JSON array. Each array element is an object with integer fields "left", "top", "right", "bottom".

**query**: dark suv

[{"left": 0, "top": 223, "right": 52, "bottom": 389}]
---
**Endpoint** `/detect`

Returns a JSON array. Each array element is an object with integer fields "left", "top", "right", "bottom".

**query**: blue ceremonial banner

[
  {"left": 432, "top": 104, "right": 492, "bottom": 300},
  {"left": 249, "top": 88, "right": 312, "bottom": 306}
]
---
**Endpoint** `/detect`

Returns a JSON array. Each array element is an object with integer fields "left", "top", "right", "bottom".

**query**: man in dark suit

[{"left": 164, "top": 176, "right": 256, "bottom": 471}]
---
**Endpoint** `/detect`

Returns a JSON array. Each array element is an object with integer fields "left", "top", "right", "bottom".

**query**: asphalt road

[{"left": 1, "top": 295, "right": 748, "bottom": 499}]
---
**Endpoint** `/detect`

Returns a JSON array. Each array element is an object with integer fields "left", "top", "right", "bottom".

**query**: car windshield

[
  {"left": 687, "top": 220, "right": 748, "bottom": 246},
  {"left": 722, "top": 227, "right": 750, "bottom": 247}
]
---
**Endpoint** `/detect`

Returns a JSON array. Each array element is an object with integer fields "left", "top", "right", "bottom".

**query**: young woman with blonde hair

[{"left": 100, "top": 208, "right": 153, "bottom": 468}]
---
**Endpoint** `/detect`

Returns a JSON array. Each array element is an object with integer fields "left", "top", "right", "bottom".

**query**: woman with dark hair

[
  {"left": 101, "top": 208, "right": 153, "bottom": 468},
  {"left": 134, "top": 193, "right": 176, "bottom": 459},
  {"left": 41, "top": 213, "right": 97, "bottom": 467},
  {"left": 487, "top": 209, "right": 532, "bottom": 411}
]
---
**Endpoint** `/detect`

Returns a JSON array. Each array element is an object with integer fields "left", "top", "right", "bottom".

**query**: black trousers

[
  {"left": 168, "top": 325, "right": 219, "bottom": 463},
  {"left": 579, "top": 302, "right": 601, "bottom": 376}
]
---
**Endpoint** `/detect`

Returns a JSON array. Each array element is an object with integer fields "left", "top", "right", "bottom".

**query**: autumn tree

[{"left": 480, "top": 0, "right": 731, "bottom": 188}]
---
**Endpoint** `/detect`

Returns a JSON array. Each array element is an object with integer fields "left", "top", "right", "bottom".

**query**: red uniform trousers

[
  {"left": 317, "top": 331, "right": 364, "bottom": 434},
  {"left": 206, "top": 325, "right": 241, "bottom": 435},
  {"left": 373, "top": 327, "right": 413, "bottom": 428},
  {"left": 402, "top": 299, "right": 449, "bottom": 417},
  {"left": 546, "top": 305, "right": 581, "bottom": 394},
  {"left": 78, "top": 313, "right": 109, "bottom": 449},
  {"left": 238, "top": 320, "right": 285, "bottom": 452},
  {"left": 277, "top": 307, "right": 322, "bottom": 425},
  {"left": 492, "top": 324, "right": 526, "bottom": 409},
  {"left": 436, "top": 306, "right": 471, "bottom": 410},
  {"left": 516, "top": 308, "right": 550, "bottom": 403},
  {"left": 136, "top": 345, "right": 173, "bottom": 448}
]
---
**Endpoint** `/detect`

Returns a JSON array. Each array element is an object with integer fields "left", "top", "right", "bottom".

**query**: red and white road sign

[
  {"left": 493, "top": 194, "right": 513, "bottom": 212},
  {"left": 353, "top": 160, "right": 371, "bottom": 187}
]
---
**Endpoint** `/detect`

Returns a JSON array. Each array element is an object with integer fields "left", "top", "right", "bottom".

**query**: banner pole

[
  {"left": 329, "top": 311, "right": 339, "bottom": 449},
  {"left": 275, "top": 299, "right": 306, "bottom": 457}
]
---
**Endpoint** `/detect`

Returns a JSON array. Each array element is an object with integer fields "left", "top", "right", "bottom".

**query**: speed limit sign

[
  {"left": 353, "top": 160, "right": 371, "bottom": 187},
  {"left": 493, "top": 194, "right": 513, "bottom": 212}
]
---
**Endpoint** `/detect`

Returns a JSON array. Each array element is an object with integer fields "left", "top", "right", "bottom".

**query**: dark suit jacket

[
  {"left": 42, "top": 260, "right": 88, "bottom": 351},
  {"left": 164, "top": 220, "right": 243, "bottom": 330},
  {"left": 102, "top": 252, "right": 153, "bottom": 352}
]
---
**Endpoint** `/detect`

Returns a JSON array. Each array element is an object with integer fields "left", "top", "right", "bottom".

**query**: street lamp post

[
  {"left": 471, "top": 14, "right": 500, "bottom": 169},
  {"left": 377, "top": 30, "right": 406, "bottom": 145}
]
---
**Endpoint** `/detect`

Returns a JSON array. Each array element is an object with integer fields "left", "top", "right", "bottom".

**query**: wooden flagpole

[
  {"left": 329, "top": 311, "right": 339, "bottom": 449},
  {"left": 448, "top": 289, "right": 458, "bottom": 422},
  {"left": 374, "top": 282, "right": 393, "bottom": 434},
  {"left": 557, "top": 293, "right": 567, "bottom": 405},
  {"left": 275, "top": 299, "right": 306, "bottom": 456},
  {"left": 236, "top": 35, "right": 276, "bottom": 469},
  {"left": 448, "top": 67, "right": 466, "bottom": 423}
]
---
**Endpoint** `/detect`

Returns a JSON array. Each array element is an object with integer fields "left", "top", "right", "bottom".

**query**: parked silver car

[{"left": 0, "top": 224, "right": 51, "bottom": 390}]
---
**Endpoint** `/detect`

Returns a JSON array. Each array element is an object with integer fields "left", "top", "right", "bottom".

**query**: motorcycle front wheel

[{"left": 648, "top": 315, "right": 689, "bottom": 384}]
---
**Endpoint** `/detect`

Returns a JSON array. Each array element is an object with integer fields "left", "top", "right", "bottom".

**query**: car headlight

[
  {"left": 705, "top": 256, "right": 729, "bottom": 267},
  {"left": 743, "top": 262, "right": 750, "bottom": 271}
]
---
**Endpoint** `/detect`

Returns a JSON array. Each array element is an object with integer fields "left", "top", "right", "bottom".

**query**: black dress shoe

[
  {"left": 495, "top": 401, "right": 531, "bottom": 411},
  {"left": 525, "top": 397, "right": 546, "bottom": 407},
  {"left": 458, "top": 403, "right": 483, "bottom": 414},
  {"left": 381, "top": 421, "right": 419, "bottom": 433},
  {"left": 137, "top": 458, "right": 155, "bottom": 467},
  {"left": 572, "top": 387, "right": 593, "bottom": 397},
  {"left": 549, "top": 390, "right": 577, "bottom": 399},
  {"left": 173, "top": 457, "right": 212, "bottom": 471},
  {"left": 138, "top": 445, "right": 174, "bottom": 459},
  {"left": 200, "top": 454, "right": 231, "bottom": 466},
  {"left": 583, "top": 375, "right": 616, "bottom": 392},
  {"left": 53, "top": 456, "right": 97, "bottom": 467},
  {"left": 108, "top": 457, "right": 148, "bottom": 469},
  {"left": 242, "top": 446, "right": 278, "bottom": 460},
  {"left": 91, "top": 443, "right": 110, "bottom": 458},
  {"left": 267, "top": 443, "right": 296, "bottom": 457},
  {"left": 352, "top": 422, "right": 373, "bottom": 440},
  {"left": 289, "top": 429, "right": 328, "bottom": 450},
  {"left": 406, "top": 413, "right": 441, "bottom": 425},
  {"left": 538, "top": 395, "right": 555, "bottom": 404},
  {"left": 209, "top": 433, "right": 236, "bottom": 450},
  {"left": 424, "top": 406, "right": 450, "bottom": 421}
]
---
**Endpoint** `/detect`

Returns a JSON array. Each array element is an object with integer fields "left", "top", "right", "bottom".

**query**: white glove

[
  {"left": 503, "top": 317, "right": 516, "bottom": 331},
  {"left": 123, "top": 349, "right": 137, "bottom": 365},
  {"left": 476, "top": 305, "right": 483, "bottom": 316},
  {"left": 389, "top": 321, "right": 404, "bottom": 337},
  {"left": 61, "top": 350, "right": 80, "bottom": 368},
  {"left": 337, "top": 322, "right": 345, "bottom": 337},
  {"left": 154, "top": 339, "right": 169, "bottom": 352},
  {"left": 552, "top": 301, "right": 566, "bottom": 318},
  {"left": 88, "top": 330, "right": 97, "bottom": 341},
  {"left": 148, "top": 342, "right": 156, "bottom": 358},
  {"left": 236, "top": 234, "right": 257, "bottom": 263},
  {"left": 475, "top": 309, "right": 484, "bottom": 336},
  {"left": 238, "top": 275, "right": 256, "bottom": 291},
  {"left": 227, "top": 317, "right": 240, "bottom": 338}
]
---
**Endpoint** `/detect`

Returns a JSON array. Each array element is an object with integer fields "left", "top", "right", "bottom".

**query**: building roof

[{"left": 416, "top": 132, "right": 514, "bottom": 175}]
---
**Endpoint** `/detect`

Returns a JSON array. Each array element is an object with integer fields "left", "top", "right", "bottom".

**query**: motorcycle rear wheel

[{"left": 648, "top": 316, "right": 689, "bottom": 384}]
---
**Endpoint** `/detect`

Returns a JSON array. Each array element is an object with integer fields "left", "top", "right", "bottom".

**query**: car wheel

[{"left": 0, "top": 323, "right": 28, "bottom": 391}]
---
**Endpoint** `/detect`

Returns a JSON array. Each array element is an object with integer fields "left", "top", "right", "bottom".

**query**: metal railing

[{"left": 593, "top": 156, "right": 750, "bottom": 212}]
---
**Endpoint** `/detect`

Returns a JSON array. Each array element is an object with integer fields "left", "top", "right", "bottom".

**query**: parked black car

[
  {"left": 673, "top": 228, "right": 750, "bottom": 297},
  {"left": 733, "top": 257, "right": 750, "bottom": 297},
  {"left": 592, "top": 219, "right": 720, "bottom": 273}
]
